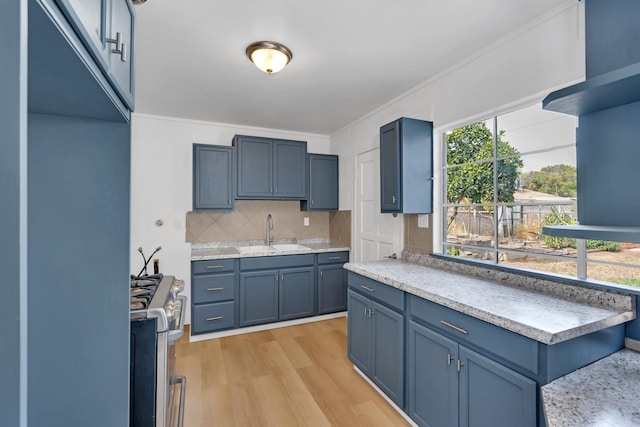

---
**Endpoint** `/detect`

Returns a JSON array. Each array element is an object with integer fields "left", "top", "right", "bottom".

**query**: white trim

[
  {"left": 625, "top": 338, "right": 640, "bottom": 352},
  {"left": 353, "top": 366, "right": 418, "bottom": 427},
  {"left": 132, "top": 112, "right": 329, "bottom": 140},
  {"left": 188, "top": 311, "right": 346, "bottom": 342}
]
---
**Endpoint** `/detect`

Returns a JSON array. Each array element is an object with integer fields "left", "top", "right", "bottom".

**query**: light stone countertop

[
  {"left": 541, "top": 349, "right": 640, "bottom": 426},
  {"left": 191, "top": 240, "right": 350, "bottom": 260},
  {"left": 344, "top": 259, "right": 635, "bottom": 345}
]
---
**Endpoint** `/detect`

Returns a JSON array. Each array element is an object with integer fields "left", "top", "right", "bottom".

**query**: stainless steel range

[{"left": 130, "top": 274, "right": 187, "bottom": 427}]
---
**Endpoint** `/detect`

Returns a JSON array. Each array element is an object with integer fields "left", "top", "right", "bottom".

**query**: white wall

[
  {"left": 130, "top": 115, "right": 330, "bottom": 322},
  {"left": 331, "top": 2, "right": 585, "bottom": 254}
]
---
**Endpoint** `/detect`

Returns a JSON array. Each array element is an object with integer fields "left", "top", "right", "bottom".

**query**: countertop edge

[{"left": 191, "top": 246, "right": 351, "bottom": 260}]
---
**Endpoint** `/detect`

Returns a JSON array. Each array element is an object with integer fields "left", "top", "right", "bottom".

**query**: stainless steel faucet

[{"left": 266, "top": 213, "right": 273, "bottom": 245}]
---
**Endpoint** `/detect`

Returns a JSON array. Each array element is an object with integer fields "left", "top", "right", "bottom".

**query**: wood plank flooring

[{"left": 176, "top": 317, "right": 410, "bottom": 427}]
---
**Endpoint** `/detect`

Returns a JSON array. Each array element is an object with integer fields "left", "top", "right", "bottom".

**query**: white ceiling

[{"left": 133, "top": 0, "right": 572, "bottom": 135}]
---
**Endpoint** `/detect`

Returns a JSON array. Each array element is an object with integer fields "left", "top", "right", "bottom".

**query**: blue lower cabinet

[
  {"left": 239, "top": 270, "right": 279, "bottom": 327},
  {"left": 459, "top": 347, "right": 536, "bottom": 427},
  {"left": 407, "top": 320, "right": 536, "bottom": 427},
  {"left": 408, "top": 320, "right": 459, "bottom": 427},
  {"left": 347, "top": 289, "right": 405, "bottom": 407},
  {"left": 279, "top": 266, "right": 315, "bottom": 320},
  {"left": 192, "top": 301, "right": 235, "bottom": 334},
  {"left": 318, "top": 265, "right": 347, "bottom": 314}
]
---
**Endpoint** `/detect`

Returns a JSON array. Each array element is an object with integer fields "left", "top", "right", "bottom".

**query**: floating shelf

[
  {"left": 542, "top": 225, "right": 640, "bottom": 243},
  {"left": 542, "top": 62, "right": 640, "bottom": 116}
]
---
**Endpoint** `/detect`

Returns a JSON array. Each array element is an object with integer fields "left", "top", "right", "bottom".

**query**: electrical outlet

[
  {"left": 418, "top": 214, "right": 429, "bottom": 228},
  {"left": 304, "top": 217, "right": 310, "bottom": 226}
]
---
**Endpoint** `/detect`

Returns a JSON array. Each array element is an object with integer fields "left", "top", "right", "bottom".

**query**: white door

[{"left": 355, "top": 149, "right": 403, "bottom": 262}]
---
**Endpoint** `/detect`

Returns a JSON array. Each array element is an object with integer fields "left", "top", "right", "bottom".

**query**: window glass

[{"left": 443, "top": 102, "right": 640, "bottom": 288}]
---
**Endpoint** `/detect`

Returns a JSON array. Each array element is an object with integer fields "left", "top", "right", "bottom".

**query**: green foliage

[
  {"left": 521, "top": 164, "right": 577, "bottom": 197},
  {"left": 540, "top": 208, "right": 575, "bottom": 249},
  {"left": 446, "top": 123, "right": 523, "bottom": 225},
  {"left": 584, "top": 240, "right": 620, "bottom": 252},
  {"left": 447, "top": 245, "right": 460, "bottom": 256},
  {"left": 612, "top": 277, "right": 640, "bottom": 287}
]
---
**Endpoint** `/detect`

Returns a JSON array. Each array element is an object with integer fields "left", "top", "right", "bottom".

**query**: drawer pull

[
  {"left": 206, "top": 287, "right": 224, "bottom": 291},
  {"left": 205, "top": 265, "right": 225, "bottom": 269},
  {"left": 206, "top": 316, "right": 223, "bottom": 322},
  {"left": 328, "top": 256, "right": 341, "bottom": 260},
  {"left": 360, "top": 285, "right": 376, "bottom": 293},
  {"left": 441, "top": 320, "right": 468, "bottom": 335}
]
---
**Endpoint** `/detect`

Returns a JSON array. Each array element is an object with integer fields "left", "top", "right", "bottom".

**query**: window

[{"left": 442, "top": 103, "right": 640, "bottom": 288}]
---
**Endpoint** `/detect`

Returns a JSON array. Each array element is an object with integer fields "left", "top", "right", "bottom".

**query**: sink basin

[
  {"left": 270, "top": 244, "right": 310, "bottom": 251},
  {"left": 236, "top": 245, "right": 275, "bottom": 254}
]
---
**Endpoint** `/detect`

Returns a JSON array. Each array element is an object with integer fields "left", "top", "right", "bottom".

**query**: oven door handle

[
  {"left": 168, "top": 295, "right": 187, "bottom": 342},
  {"left": 170, "top": 375, "right": 187, "bottom": 427}
]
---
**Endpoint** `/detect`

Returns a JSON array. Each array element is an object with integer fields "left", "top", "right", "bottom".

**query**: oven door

[{"left": 166, "top": 295, "right": 187, "bottom": 427}]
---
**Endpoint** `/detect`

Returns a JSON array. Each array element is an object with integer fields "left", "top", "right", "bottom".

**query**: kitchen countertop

[
  {"left": 344, "top": 259, "right": 635, "bottom": 345},
  {"left": 541, "top": 348, "right": 640, "bottom": 426},
  {"left": 191, "top": 241, "right": 350, "bottom": 260}
]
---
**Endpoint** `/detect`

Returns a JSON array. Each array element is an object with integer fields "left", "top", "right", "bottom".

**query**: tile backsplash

[
  {"left": 187, "top": 200, "right": 351, "bottom": 244},
  {"left": 329, "top": 210, "right": 351, "bottom": 247},
  {"left": 404, "top": 214, "right": 433, "bottom": 254}
]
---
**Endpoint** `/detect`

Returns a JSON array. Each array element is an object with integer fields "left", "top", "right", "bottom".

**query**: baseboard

[
  {"left": 625, "top": 337, "right": 640, "bottom": 352},
  {"left": 353, "top": 365, "right": 418, "bottom": 427},
  {"left": 189, "top": 311, "right": 347, "bottom": 342}
]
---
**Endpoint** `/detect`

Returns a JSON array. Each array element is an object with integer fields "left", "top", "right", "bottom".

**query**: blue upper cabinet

[
  {"left": 380, "top": 117, "right": 433, "bottom": 214},
  {"left": 193, "top": 144, "right": 234, "bottom": 211},
  {"left": 234, "top": 135, "right": 307, "bottom": 199},
  {"left": 54, "top": 0, "right": 135, "bottom": 110},
  {"left": 301, "top": 154, "right": 339, "bottom": 211}
]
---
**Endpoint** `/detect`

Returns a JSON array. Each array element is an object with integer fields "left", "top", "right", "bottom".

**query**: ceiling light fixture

[{"left": 245, "top": 41, "right": 293, "bottom": 74}]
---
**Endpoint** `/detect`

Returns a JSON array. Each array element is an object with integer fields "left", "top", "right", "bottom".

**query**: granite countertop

[
  {"left": 344, "top": 259, "right": 635, "bottom": 345},
  {"left": 191, "top": 240, "right": 350, "bottom": 260},
  {"left": 541, "top": 349, "right": 640, "bottom": 426}
]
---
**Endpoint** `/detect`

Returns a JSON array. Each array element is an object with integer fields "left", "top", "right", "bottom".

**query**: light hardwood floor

[{"left": 176, "top": 317, "right": 410, "bottom": 426}]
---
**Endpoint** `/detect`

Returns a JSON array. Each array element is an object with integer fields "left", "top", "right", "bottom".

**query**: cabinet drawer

[
  {"left": 192, "top": 258, "right": 235, "bottom": 274},
  {"left": 192, "top": 273, "right": 235, "bottom": 303},
  {"left": 348, "top": 272, "right": 405, "bottom": 312},
  {"left": 409, "top": 295, "right": 539, "bottom": 375},
  {"left": 240, "top": 254, "right": 314, "bottom": 271},
  {"left": 317, "top": 251, "right": 349, "bottom": 265},
  {"left": 192, "top": 301, "right": 235, "bottom": 334}
]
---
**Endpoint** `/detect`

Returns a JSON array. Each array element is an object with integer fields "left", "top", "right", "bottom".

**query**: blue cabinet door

[
  {"left": 347, "top": 290, "right": 372, "bottom": 375},
  {"left": 54, "top": 0, "right": 108, "bottom": 67},
  {"left": 371, "top": 301, "right": 405, "bottom": 407},
  {"left": 106, "top": 0, "right": 135, "bottom": 109},
  {"left": 380, "top": 120, "right": 401, "bottom": 212},
  {"left": 193, "top": 144, "right": 234, "bottom": 210},
  {"left": 235, "top": 136, "right": 273, "bottom": 198},
  {"left": 279, "top": 266, "right": 315, "bottom": 320},
  {"left": 380, "top": 118, "right": 433, "bottom": 214},
  {"left": 317, "top": 265, "right": 347, "bottom": 314},
  {"left": 408, "top": 320, "right": 459, "bottom": 427},
  {"left": 302, "top": 154, "right": 338, "bottom": 211},
  {"left": 459, "top": 346, "right": 536, "bottom": 427},
  {"left": 273, "top": 139, "right": 307, "bottom": 198},
  {"left": 239, "top": 270, "right": 278, "bottom": 327}
]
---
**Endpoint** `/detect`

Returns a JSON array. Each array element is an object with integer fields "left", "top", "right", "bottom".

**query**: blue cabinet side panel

[
  {"left": 576, "top": 102, "right": 640, "bottom": 226},
  {"left": 626, "top": 314, "right": 640, "bottom": 340},
  {"left": 0, "top": 2, "right": 25, "bottom": 426},
  {"left": 371, "top": 301, "right": 405, "bottom": 407},
  {"left": 347, "top": 290, "right": 372, "bottom": 375},
  {"left": 585, "top": 0, "right": 640, "bottom": 79},
  {"left": 28, "top": 113, "right": 131, "bottom": 427}
]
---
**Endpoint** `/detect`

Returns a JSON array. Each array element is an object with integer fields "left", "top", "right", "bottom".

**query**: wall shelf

[
  {"left": 542, "top": 225, "right": 640, "bottom": 243},
  {"left": 542, "top": 61, "right": 640, "bottom": 116}
]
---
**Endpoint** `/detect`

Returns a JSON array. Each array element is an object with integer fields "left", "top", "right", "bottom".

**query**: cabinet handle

[
  {"left": 275, "top": 186, "right": 278, "bottom": 193},
  {"left": 392, "top": 195, "right": 397, "bottom": 204},
  {"left": 457, "top": 359, "right": 464, "bottom": 372},
  {"left": 441, "top": 320, "right": 468, "bottom": 335},
  {"left": 275, "top": 274, "right": 278, "bottom": 280},
  {"left": 447, "top": 353, "right": 454, "bottom": 366},
  {"left": 106, "top": 32, "right": 127, "bottom": 62},
  {"left": 360, "top": 285, "right": 376, "bottom": 293},
  {"left": 312, "top": 199, "right": 315, "bottom": 205},
  {"left": 328, "top": 256, "right": 341, "bottom": 260},
  {"left": 320, "top": 271, "right": 323, "bottom": 277},
  {"left": 206, "top": 316, "right": 223, "bottom": 322},
  {"left": 206, "top": 287, "right": 224, "bottom": 291},
  {"left": 280, "top": 274, "right": 284, "bottom": 281},
  {"left": 205, "top": 265, "right": 224, "bottom": 269},
  {"left": 368, "top": 309, "right": 374, "bottom": 318}
]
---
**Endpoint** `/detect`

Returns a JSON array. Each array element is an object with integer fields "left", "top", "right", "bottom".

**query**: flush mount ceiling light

[{"left": 245, "top": 41, "right": 293, "bottom": 74}]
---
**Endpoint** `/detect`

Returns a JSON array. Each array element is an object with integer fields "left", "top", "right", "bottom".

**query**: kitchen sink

[
  {"left": 270, "top": 244, "right": 310, "bottom": 251},
  {"left": 236, "top": 245, "right": 275, "bottom": 253}
]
